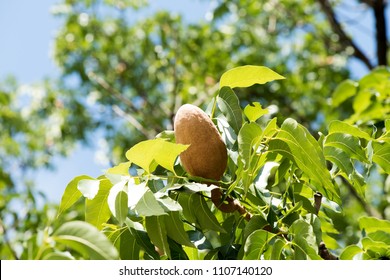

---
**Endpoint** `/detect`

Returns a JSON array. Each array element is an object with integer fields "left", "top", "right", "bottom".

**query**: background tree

[{"left": 1, "top": 0, "right": 389, "bottom": 259}]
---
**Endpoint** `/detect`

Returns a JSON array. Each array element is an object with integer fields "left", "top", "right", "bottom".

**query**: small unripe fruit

[{"left": 174, "top": 104, "right": 227, "bottom": 181}]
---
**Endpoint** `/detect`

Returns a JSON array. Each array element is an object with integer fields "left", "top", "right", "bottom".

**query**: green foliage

[
  {"left": 49, "top": 65, "right": 390, "bottom": 260},
  {"left": 49, "top": 0, "right": 349, "bottom": 164},
  {"left": 1, "top": 0, "right": 389, "bottom": 261}
]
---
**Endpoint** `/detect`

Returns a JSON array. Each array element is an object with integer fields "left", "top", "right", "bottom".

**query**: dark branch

[
  {"left": 314, "top": 191, "right": 323, "bottom": 215},
  {"left": 319, "top": 242, "right": 339, "bottom": 260},
  {"left": 373, "top": 0, "right": 388, "bottom": 65},
  {"left": 317, "top": 0, "right": 374, "bottom": 69}
]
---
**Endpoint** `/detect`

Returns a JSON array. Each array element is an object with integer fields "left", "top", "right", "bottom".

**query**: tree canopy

[{"left": 1, "top": 0, "right": 389, "bottom": 260}]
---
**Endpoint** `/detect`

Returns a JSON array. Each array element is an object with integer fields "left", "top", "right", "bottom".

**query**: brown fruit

[{"left": 174, "top": 104, "right": 227, "bottom": 181}]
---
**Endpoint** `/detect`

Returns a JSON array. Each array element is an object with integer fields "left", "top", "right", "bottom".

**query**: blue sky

[
  {"left": 0, "top": 0, "right": 211, "bottom": 203},
  {"left": 0, "top": 0, "right": 387, "bottom": 203}
]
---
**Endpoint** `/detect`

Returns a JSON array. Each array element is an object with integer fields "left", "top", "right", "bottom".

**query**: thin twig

[
  {"left": 341, "top": 177, "right": 383, "bottom": 219},
  {"left": 112, "top": 105, "right": 155, "bottom": 139}
]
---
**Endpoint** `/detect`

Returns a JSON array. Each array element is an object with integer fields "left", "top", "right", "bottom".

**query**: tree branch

[
  {"left": 319, "top": 242, "right": 339, "bottom": 260},
  {"left": 341, "top": 176, "right": 383, "bottom": 219},
  {"left": 314, "top": 191, "right": 323, "bottom": 215},
  {"left": 317, "top": 0, "right": 374, "bottom": 69},
  {"left": 373, "top": 0, "right": 388, "bottom": 65}
]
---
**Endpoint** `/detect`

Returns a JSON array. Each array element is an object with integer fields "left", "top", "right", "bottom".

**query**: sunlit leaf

[
  {"left": 331, "top": 79, "right": 358, "bottom": 107},
  {"left": 269, "top": 118, "right": 340, "bottom": 204},
  {"left": 156, "top": 196, "right": 182, "bottom": 212},
  {"left": 217, "top": 86, "right": 243, "bottom": 134},
  {"left": 41, "top": 251, "right": 75, "bottom": 260},
  {"left": 77, "top": 179, "right": 100, "bottom": 200},
  {"left": 107, "top": 178, "right": 128, "bottom": 219},
  {"left": 325, "top": 133, "right": 368, "bottom": 163},
  {"left": 125, "top": 138, "right": 188, "bottom": 173},
  {"left": 53, "top": 221, "right": 119, "bottom": 260},
  {"left": 359, "top": 217, "right": 390, "bottom": 234},
  {"left": 328, "top": 120, "right": 371, "bottom": 140},
  {"left": 372, "top": 141, "right": 390, "bottom": 173},
  {"left": 219, "top": 65, "right": 285, "bottom": 89},
  {"left": 340, "top": 245, "right": 363, "bottom": 260},
  {"left": 114, "top": 190, "right": 128, "bottom": 225},
  {"left": 106, "top": 161, "right": 131, "bottom": 176},
  {"left": 85, "top": 179, "right": 112, "bottom": 229},
  {"left": 217, "top": 87, "right": 242, "bottom": 133},
  {"left": 135, "top": 190, "right": 167, "bottom": 216},
  {"left": 58, "top": 175, "right": 94, "bottom": 217},
  {"left": 244, "top": 102, "right": 269, "bottom": 122},
  {"left": 324, "top": 146, "right": 354, "bottom": 175},
  {"left": 238, "top": 122, "right": 263, "bottom": 169}
]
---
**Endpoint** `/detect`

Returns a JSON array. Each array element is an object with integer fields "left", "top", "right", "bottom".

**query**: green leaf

[
  {"left": 244, "top": 102, "right": 269, "bottom": 122},
  {"left": 325, "top": 133, "right": 368, "bottom": 163},
  {"left": 331, "top": 79, "right": 358, "bottom": 107},
  {"left": 289, "top": 219, "right": 322, "bottom": 260},
  {"left": 324, "top": 146, "right": 366, "bottom": 198},
  {"left": 270, "top": 238, "right": 286, "bottom": 260},
  {"left": 269, "top": 118, "right": 340, "bottom": 204},
  {"left": 243, "top": 214, "right": 269, "bottom": 241},
  {"left": 164, "top": 211, "right": 194, "bottom": 247},
  {"left": 114, "top": 190, "right": 128, "bottom": 225},
  {"left": 125, "top": 218, "right": 159, "bottom": 259},
  {"left": 353, "top": 90, "right": 372, "bottom": 114},
  {"left": 85, "top": 179, "right": 112, "bottom": 229},
  {"left": 359, "top": 216, "right": 390, "bottom": 234},
  {"left": 125, "top": 138, "right": 188, "bottom": 173},
  {"left": 135, "top": 190, "right": 167, "bottom": 216},
  {"left": 361, "top": 237, "right": 390, "bottom": 258},
  {"left": 328, "top": 120, "right": 371, "bottom": 140},
  {"left": 53, "top": 221, "right": 119, "bottom": 260},
  {"left": 340, "top": 245, "right": 363, "bottom": 260},
  {"left": 106, "top": 161, "right": 131, "bottom": 176},
  {"left": 145, "top": 216, "right": 170, "bottom": 258},
  {"left": 119, "top": 229, "right": 140, "bottom": 260},
  {"left": 176, "top": 192, "right": 197, "bottom": 224},
  {"left": 58, "top": 175, "right": 94, "bottom": 217},
  {"left": 155, "top": 130, "right": 175, "bottom": 142},
  {"left": 368, "top": 231, "right": 390, "bottom": 244},
  {"left": 105, "top": 226, "right": 140, "bottom": 260},
  {"left": 219, "top": 65, "right": 285, "bottom": 89},
  {"left": 77, "top": 179, "right": 100, "bottom": 199},
  {"left": 217, "top": 86, "right": 243, "bottom": 134},
  {"left": 238, "top": 122, "right": 263, "bottom": 169},
  {"left": 177, "top": 191, "right": 225, "bottom": 232},
  {"left": 156, "top": 196, "right": 183, "bottom": 212},
  {"left": 372, "top": 141, "right": 390, "bottom": 173},
  {"left": 192, "top": 193, "right": 226, "bottom": 232},
  {"left": 324, "top": 146, "right": 354, "bottom": 175},
  {"left": 41, "top": 251, "right": 75, "bottom": 260},
  {"left": 243, "top": 229, "right": 276, "bottom": 260}
]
